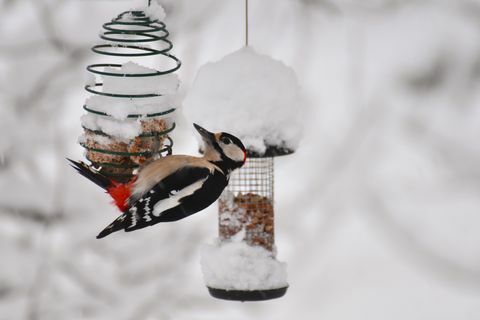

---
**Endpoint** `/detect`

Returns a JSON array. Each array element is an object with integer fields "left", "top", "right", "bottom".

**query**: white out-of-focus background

[{"left": 1, "top": 0, "right": 480, "bottom": 319}]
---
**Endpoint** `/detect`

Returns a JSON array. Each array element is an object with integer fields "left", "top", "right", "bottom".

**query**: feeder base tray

[{"left": 207, "top": 286, "right": 288, "bottom": 302}]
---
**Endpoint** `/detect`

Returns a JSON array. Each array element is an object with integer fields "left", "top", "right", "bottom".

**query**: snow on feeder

[
  {"left": 80, "top": 1, "right": 180, "bottom": 182},
  {"left": 185, "top": 47, "right": 303, "bottom": 301}
]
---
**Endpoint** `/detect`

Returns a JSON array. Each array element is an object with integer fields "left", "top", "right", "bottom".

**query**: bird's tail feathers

[
  {"left": 68, "top": 158, "right": 134, "bottom": 213},
  {"left": 67, "top": 158, "right": 112, "bottom": 190},
  {"left": 96, "top": 213, "right": 128, "bottom": 239}
]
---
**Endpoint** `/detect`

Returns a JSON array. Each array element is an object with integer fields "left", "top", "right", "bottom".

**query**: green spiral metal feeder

[{"left": 80, "top": 1, "right": 181, "bottom": 182}]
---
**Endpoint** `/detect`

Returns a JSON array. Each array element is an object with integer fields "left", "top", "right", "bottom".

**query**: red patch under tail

[{"left": 107, "top": 179, "right": 135, "bottom": 212}]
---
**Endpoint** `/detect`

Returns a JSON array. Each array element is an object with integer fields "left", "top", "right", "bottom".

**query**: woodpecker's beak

[{"left": 193, "top": 123, "right": 215, "bottom": 144}]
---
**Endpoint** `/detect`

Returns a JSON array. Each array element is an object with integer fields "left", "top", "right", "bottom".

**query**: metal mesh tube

[{"left": 218, "top": 157, "right": 275, "bottom": 251}]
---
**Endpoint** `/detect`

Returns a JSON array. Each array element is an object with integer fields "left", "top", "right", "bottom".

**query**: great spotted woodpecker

[{"left": 68, "top": 123, "right": 246, "bottom": 239}]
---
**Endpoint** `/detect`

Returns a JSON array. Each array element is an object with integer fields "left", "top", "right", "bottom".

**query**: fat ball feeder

[{"left": 80, "top": 1, "right": 181, "bottom": 182}]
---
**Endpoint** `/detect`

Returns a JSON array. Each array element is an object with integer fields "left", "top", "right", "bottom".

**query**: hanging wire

[{"left": 245, "top": 0, "right": 249, "bottom": 46}]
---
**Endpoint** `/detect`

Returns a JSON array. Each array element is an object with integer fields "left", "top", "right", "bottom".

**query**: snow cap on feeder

[
  {"left": 184, "top": 46, "right": 304, "bottom": 157},
  {"left": 79, "top": 0, "right": 181, "bottom": 182}
]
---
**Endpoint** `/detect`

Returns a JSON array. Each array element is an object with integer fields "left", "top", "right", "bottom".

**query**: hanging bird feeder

[
  {"left": 184, "top": 3, "right": 303, "bottom": 301},
  {"left": 80, "top": 0, "right": 180, "bottom": 182},
  {"left": 185, "top": 45, "right": 303, "bottom": 300},
  {"left": 208, "top": 146, "right": 294, "bottom": 301}
]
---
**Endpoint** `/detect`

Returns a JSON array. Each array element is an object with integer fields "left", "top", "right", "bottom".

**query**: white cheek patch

[
  {"left": 152, "top": 177, "right": 208, "bottom": 217},
  {"left": 223, "top": 144, "right": 245, "bottom": 162}
]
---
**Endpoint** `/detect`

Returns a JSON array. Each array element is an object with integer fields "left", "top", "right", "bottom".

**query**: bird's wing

[
  {"left": 130, "top": 155, "right": 220, "bottom": 200},
  {"left": 96, "top": 166, "right": 212, "bottom": 238}
]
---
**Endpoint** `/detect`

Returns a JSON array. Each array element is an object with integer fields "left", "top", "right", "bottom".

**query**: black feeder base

[{"left": 207, "top": 286, "right": 288, "bottom": 302}]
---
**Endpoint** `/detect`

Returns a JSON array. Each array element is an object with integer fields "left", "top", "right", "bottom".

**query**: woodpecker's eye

[{"left": 220, "top": 137, "right": 231, "bottom": 145}]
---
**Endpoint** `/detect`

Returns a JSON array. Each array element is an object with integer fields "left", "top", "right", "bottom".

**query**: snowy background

[{"left": 1, "top": 0, "right": 480, "bottom": 319}]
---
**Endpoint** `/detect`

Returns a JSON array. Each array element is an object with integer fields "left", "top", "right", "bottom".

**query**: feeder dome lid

[{"left": 184, "top": 47, "right": 304, "bottom": 157}]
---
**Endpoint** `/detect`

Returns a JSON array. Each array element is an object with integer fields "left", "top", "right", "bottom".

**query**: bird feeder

[
  {"left": 208, "top": 147, "right": 293, "bottom": 301},
  {"left": 185, "top": 47, "right": 303, "bottom": 302},
  {"left": 80, "top": 1, "right": 180, "bottom": 182}
]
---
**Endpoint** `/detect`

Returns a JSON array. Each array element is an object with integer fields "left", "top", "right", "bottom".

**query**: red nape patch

[
  {"left": 107, "top": 181, "right": 134, "bottom": 212},
  {"left": 243, "top": 150, "right": 247, "bottom": 163}
]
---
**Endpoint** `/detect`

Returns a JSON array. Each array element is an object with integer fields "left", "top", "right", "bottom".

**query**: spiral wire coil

[{"left": 81, "top": 9, "right": 181, "bottom": 180}]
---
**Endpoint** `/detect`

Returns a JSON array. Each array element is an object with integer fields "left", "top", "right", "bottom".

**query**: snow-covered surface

[
  {"left": 84, "top": 71, "right": 96, "bottom": 87},
  {"left": 201, "top": 232, "right": 287, "bottom": 290},
  {"left": 102, "top": 62, "right": 179, "bottom": 96},
  {"left": 81, "top": 113, "right": 142, "bottom": 141},
  {"left": 84, "top": 61, "right": 178, "bottom": 140},
  {"left": 143, "top": 0, "right": 166, "bottom": 21},
  {"left": 184, "top": 47, "right": 304, "bottom": 154},
  {"left": 130, "top": 0, "right": 166, "bottom": 21},
  {"left": 85, "top": 95, "right": 177, "bottom": 121}
]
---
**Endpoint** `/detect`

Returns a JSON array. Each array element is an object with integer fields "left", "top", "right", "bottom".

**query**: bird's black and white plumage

[{"left": 69, "top": 124, "right": 246, "bottom": 239}]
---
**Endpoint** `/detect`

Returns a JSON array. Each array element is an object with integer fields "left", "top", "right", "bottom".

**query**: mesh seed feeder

[
  {"left": 80, "top": 1, "right": 180, "bottom": 182},
  {"left": 185, "top": 47, "right": 303, "bottom": 301}
]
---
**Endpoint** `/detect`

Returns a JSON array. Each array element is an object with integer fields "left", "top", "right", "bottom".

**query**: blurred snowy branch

[
  {"left": 365, "top": 192, "right": 480, "bottom": 289},
  {"left": 0, "top": 206, "right": 64, "bottom": 224}
]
